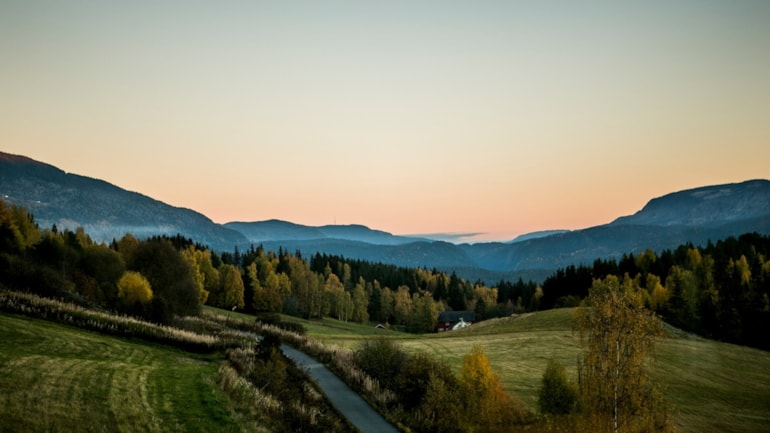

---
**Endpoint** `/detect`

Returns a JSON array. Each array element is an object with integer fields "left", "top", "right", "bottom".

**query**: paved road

[{"left": 280, "top": 345, "right": 400, "bottom": 433}]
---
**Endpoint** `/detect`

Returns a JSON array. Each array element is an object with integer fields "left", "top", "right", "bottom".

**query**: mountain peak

[
  {"left": 0, "top": 152, "right": 247, "bottom": 250},
  {"left": 612, "top": 179, "right": 770, "bottom": 227},
  {"left": 0, "top": 151, "right": 37, "bottom": 164}
]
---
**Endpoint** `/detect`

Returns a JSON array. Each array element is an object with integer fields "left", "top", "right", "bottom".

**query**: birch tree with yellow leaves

[{"left": 577, "top": 275, "right": 673, "bottom": 433}]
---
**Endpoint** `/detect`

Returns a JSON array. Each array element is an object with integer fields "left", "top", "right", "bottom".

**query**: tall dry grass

[{"left": 0, "top": 289, "right": 225, "bottom": 352}]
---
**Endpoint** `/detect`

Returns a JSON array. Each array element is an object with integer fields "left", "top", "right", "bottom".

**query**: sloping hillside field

[
  {"left": 300, "top": 308, "right": 770, "bottom": 433},
  {"left": 0, "top": 314, "right": 253, "bottom": 433},
  {"left": 3, "top": 307, "right": 769, "bottom": 433}
]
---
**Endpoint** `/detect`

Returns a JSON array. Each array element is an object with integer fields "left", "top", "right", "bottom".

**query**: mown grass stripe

[{"left": 0, "top": 313, "right": 252, "bottom": 433}]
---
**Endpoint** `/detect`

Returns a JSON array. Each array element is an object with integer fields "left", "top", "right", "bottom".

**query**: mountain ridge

[
  {"left": 2, "top": 151, "right": 769, "bottom": 282},
  {"left": 0, "top": 152, "right": 248, "bottom": 251},
  {"left": 224, "top": 220, "right": 431, "bottom": 246},
  {"left": 611, "top": 179, "right": 770, "bottom": 227}
]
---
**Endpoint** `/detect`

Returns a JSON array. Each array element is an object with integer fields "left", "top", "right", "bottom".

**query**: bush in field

[
  {"left": 395, "top": 351, "right": 455, "bottom": 411},
  {"left": 352, "top": 338, "right": 406, "bottom": 393},
  {"left": 349, "top": 338, "right": 533, "bottom": 433},
  {"left": 538, "top": 359, "right": 578, "bottom": 415},
  {"left": 418, "top": 370, "right": 466, "bottom": 433},
  {"left": 460, "top": 345, "right": 533, "bottom": 431}
]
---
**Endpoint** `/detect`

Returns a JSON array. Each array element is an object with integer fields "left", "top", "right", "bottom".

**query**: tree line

[
  {"left": 3, "top": 198, "right": 768, "bottom": 349},
  {"left": 541, "top": 233, "right": 770, "bottom": 350},
  {"left": 0, "top": 199, "right": 202, "bottom": 323},
  {"left": 0, "top": 199, "right": 538, "bottom": 331}
]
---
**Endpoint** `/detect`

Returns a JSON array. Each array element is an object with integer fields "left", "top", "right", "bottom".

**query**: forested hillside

[
  {"left": 0, "top": 198, "right": 516, "bottom": 333},
  {"left": 540, "top": 234, "right": 770, "bottom": 350},
  {"left": 2, "top": 197, "right": 768, "bottom": 349}
]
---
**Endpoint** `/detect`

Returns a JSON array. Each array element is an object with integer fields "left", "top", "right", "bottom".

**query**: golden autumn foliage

[
  {"left": 577, "top": 275, "right": 673, "bottom": 433},
  {"left": 460, "top": 345, "right": 532, "bottom": 432},
  {"left": 117, "top": 271, "right": 153, "bottom": 305},
  {"left": 216, "top": 263, "right": 245, "bottom": 310}
]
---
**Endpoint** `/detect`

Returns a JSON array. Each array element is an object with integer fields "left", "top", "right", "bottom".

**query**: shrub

[
  {"left": 352, "top": 338, "right": 406, "bottom": 392},
  {"left": 538, "top": 359, "right": 578, "bottom": 415}
]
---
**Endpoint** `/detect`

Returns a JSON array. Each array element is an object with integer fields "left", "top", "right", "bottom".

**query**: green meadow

[
  {"left": 3, "top": 306, "right": 769, "bottom": 433},
  {"left": 292, "top": 308, "right": 770, "bottom": 433},
  {"left": 0, "top": 313, "right": 262, "bottom": 433}
]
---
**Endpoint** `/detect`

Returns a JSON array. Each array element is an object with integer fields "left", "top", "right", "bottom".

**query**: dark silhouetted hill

[
  {"left": 224, "top": 220, "right": 430, "bottom": 245},
  {"left": 0, "top": 152, "right": 247, "bottom": 250}
]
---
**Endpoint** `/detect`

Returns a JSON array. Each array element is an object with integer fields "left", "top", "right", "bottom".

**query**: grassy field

[
  {"left": 290, "top": 308, "right": 770, "bottom": 433},
  {"left": 10, "top": 302, "right": 766, "bottom": 433},
  {"left": 0, "top": 313, "right": 262, "bottom": 433}
]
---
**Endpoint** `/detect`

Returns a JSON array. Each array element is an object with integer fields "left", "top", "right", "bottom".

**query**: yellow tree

[
  {"left": 577, "top": 275, "right": 673, "bottom": 433},
  {"left": 324, "top": 273, "right": 346, "bottom": 320},
  {"left": 195, "top": 249, "right": 220, "bottom": 303},
  {"left": 180, "top": 246, "right": 208, "bottom": 305},
  {"left": 251, "top": 260, "right": 284, "bottom": 313},
  {"left": 645, "top": 273, "right": 668, "bottom": 312},
  {"left": 393, "top": 285, "right": 412, "bottom": 326},
  {"left": 379, "top": 284, "right": 394, "bottom": 323},
  {"left": 8, "top": 202, "right": 41, "bottom": 250},
  {"left": 460, "top": 345, "right": 530, "bottom": 432},
  {"left": 410, "top": 291, "right": 437, "bottom": 333},
  {"left": 117, "top": 271, "right": 153, "bottom": 305},
  {"left": 217, "top": 263, "right": 245, "bottom": 310}
]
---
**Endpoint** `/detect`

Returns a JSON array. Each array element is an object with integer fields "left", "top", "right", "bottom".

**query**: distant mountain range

[{"left": 2, "top": 151, "right": 769, "bottom": 282}]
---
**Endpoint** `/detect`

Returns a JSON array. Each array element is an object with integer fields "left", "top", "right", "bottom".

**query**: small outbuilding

[{"left": 436, "top": 310, "right": 475, "bottom": 332}]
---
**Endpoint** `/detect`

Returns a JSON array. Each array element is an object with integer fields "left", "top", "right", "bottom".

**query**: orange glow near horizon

[{"left": 2, "top": 2, "right": 769, "bottom": 241}]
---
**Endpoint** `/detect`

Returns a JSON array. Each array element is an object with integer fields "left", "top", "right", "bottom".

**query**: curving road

[{"left": 280, "top": 345, "right": 400, "bottom": 433}]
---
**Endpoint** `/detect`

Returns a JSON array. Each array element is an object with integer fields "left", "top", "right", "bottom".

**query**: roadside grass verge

[{"left": 0, "top": 313, "right": 263, "bottom": 433}]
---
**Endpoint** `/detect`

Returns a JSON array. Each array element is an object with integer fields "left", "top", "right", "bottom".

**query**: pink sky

[{"left": 2, "top": 2, "right": 769, "bottom": 242}]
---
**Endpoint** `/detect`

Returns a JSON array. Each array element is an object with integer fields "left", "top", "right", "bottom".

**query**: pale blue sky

[{"left": 2, "top": 1, "right": 769, "bottom": 241}]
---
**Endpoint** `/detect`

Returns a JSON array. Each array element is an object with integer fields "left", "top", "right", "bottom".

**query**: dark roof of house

[{"left": 437, "top": 311, "right": 475, "bottom": 323}]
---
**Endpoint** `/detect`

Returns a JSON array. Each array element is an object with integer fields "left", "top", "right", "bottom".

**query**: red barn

[{"left": 436, "top": 311, "right": 475, "bottom": 332}]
